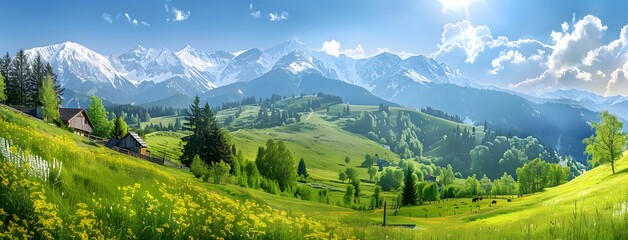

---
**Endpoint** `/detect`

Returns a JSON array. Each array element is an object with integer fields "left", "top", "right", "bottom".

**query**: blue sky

[{"left": 1, "top": 0, "right": 627, "bottom": 95}]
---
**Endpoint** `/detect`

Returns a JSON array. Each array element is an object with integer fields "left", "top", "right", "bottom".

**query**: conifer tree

[
  {"left": 112, "top": 115, "right": 128, "bottom": 139},
  {"left": 8, "top": 50, "right": 30, "bottom": 106},
  {"left": 28, "top": 55, "right": 45, "bottom": 106},
  {"left": 297, "top": 158, "right": 309, "bottom": 179},
  {"left": 39, "top": 74, "right": 59, "bottom": 123},
  {"left": 180, "top": 96, "right": 203, "bottom": 165},
  {"left": 402, "top": 166, "right": 418, "bottom": 206}
]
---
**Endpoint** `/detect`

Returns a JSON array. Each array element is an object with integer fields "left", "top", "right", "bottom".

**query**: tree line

[{"left": 0, "top": 51, "right": 64, "bottom": 107}]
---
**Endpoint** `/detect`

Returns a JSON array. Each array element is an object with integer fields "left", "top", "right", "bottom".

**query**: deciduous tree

[
  {"left": 583, "top": 111, "right": 626, "bottom": 174},
  {"left": 39, "top": 74, "right": 59, "bottom": 123}
]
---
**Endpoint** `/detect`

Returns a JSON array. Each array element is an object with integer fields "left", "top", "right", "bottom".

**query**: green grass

[
  {"left": 146, "top": 115, "right": 184, "bottom": 127},
  {"left": 144, "top": 131, "right": 185, "bottom": 164},
  {"left": 1, "top": 104, "right": 628, "bottom": 239}
]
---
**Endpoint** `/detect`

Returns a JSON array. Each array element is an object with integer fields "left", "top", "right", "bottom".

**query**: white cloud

[
  {"left": 321, "top": 39, "right": 365, "bottom": 59},
  {"left": 173, "top": 8, "right": 190, "bottom": 21},
  {"left": 489, "top": 50, "right": 526, "bottom": 74},
  {"left": 123, "top": 13, "right": 150, "bottom": 26},
  {"left": 576, "top": 68, "right": 593, "bottom": 81},
  {"left": 561, "top": 22, "right": 569, "bottom": 32},
  {"left": 606, "top": 62, "right": 628, "bottom": 96},
  {"left": 101, "top": 13, "right": 112, "bottom": 24},
  {"left": 510, "top": 15, "right": 628, "bottom": 95},
  {"left": 432, "top": 20, "right": 549, "bottom": 63},
  {"left": 249, "top": 3, "right": 253, "bottom": 10},
  {"left": 546, "top": 15, "right": 607, "bottom": 77},
  {"left": 251, "top": 11, "right": 261, "bottom": 18},
  {"left": 321, "top": 40, "right": 341, "bottom": 56},
  {"left": 343, "top": 45, "right": 366, "bottom": 59},
  {"left": 269, "top": 11, "right": 288, "bottom": 21}
]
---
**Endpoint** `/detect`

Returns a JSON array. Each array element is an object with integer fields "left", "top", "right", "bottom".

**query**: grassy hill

[{"left": 1, "top": 104, "right": 627, "bottom": 239}]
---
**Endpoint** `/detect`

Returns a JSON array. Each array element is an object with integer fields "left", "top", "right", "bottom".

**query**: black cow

[
  {"left": 472, "top": 197, "right": 479, "bottom": 203},
  {"left": 507, "top": 199, "right": 512, "bottom": 202},
  {"left": 491, "top": 200, "right": 497, "bottom": 204}
]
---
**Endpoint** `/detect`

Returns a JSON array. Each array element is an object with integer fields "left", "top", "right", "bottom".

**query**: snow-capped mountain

[
  {"left": 22, "top": 40, "right": 477, "bottom": 104},
  {"left": 272, "top": 50, "right": 322, "bottom": 75},
  {"left": 25, "top": 42, "right": 137, "bottom": 102}
]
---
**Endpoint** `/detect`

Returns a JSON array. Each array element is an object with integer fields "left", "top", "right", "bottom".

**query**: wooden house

[
  {"left": 59, "top": 108, "right": 94, "bottom": 136},
  {"left": 106, "top": 132, "right": 149, "bottom": 156},
  {"left": 15, "top": 107, "right": 94, "bottom": 136}
]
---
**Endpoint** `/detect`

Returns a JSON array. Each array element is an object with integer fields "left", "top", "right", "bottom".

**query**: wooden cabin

[
  {"left": 106, "top": 132, "right": 149, "bottom": 156},
  {"left": 59, "top": 108, "right": 94, "bottom": 136},
  {"left": 15, "top": 107, "right": 94, "bottom": 136}
]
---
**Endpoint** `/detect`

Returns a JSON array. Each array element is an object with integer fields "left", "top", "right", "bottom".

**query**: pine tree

[
  {"left": 0, "top": 72, "right": 6, "bottom": 103},
  {"left": 402, "top": 166, "right": 418, "bottom": 206},
  {"left": 39, "top": 74, "right": 59, "bottom": 123},
  {"left": 28, "top": 55, "right": 45, "bottom": 106},
  {"left": 297, "top": 158, "right": 309, "bottom": 179},
  {"left": 0, "top": 53, "right": 10, "bottom": 82},
  {"left": 180, "top": 96, "right": 203, "bottom": 165},
  {"left": 87, "top": 96, "right": 112, "bottom": 138},
  {"left": 8, "top": 50, "right": 30, "bottom": 106},
  {"left": 112, "top": 115, "right": 128, "bottom": 139}
]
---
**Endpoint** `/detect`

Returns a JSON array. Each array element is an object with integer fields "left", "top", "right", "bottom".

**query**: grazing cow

[
  {"left": 472, "top": 197, "right": 479, "bottom": 203},
  {"left": 491, "top": 200, "right": 497, "bottom": 204},
  {"left": 507, "top": 199, "right": 512, "bottom": 202}
]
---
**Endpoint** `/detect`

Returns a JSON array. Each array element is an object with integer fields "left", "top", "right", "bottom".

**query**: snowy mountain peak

[
  {"left": 25, "top": 41, "right": 122, "bottom": 86},
  {"left": 273, "top": 50, "right": 320, "bottom": 75}
]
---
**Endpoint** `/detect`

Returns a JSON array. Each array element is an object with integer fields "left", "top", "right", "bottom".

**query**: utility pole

[{"left": 383, "top": 201, "right": 387, "bottom": 227}]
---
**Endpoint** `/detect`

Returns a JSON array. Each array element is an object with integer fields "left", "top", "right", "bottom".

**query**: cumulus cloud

[
  {"left": 546, "top": 15, "right": 607, "bottom": 77},
  {"left": 510, "top": 15, "right": 628, "bottom": 95},
  {"left": 101, "top": 13, "right": 113, "bottom": 24},
  {"left": 432, "top": 20, "right": 549, "bottom": 63},
  {"left": 123, "top": 13, "right": 150, "bottom": 26},
  {"left": 321, "top": 39, "right": 365, "bottom": 59},
  {"left": 269, "top": 11, "right": 288, "bottom": 21},
  {"left": 606, "top": 62, "right": 628, "bottom": 96},
  {"left": 489, "top": 50, "right": 526, "bottom": 74}
]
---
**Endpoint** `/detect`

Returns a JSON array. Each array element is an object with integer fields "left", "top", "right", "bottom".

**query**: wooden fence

[{"left": 111, "top": 146, "right": 186, "bottom": 169}]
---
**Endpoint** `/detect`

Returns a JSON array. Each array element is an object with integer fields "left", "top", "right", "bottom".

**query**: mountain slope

[
  {"left": 377, "top": 83, "right": 597, "bottom": 161},
  {"left": 201, "top": 69, "right": 399, "bottom": 108}
]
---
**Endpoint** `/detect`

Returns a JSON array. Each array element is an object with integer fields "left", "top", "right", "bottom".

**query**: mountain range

[{"left": 20, "top": 40, "right": 627, "bottom": 162}]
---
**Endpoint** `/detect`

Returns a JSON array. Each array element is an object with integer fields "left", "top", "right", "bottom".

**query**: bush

[
  {"left": 208, "top": 161, "right": 231, "bottom": 184},
  {"left": 190, "top": 155, "right": 208, "bottom": 179}
]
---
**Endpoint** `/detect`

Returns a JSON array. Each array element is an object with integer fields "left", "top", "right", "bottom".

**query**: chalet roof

[
  {"left": 59, "top": 108, "right": 83, "bottom": 122},
  {"left": 105, "top": 138, "right": 120, "bottom": 148},
  {"left": 127, "top": 132, "right": 148, "bottom": 148},
  {"left": 14, "top": 107, "right": 38, "bottom": 117},
  {"left": 59, "top": 108, "right": 94, "bottom": 128}
]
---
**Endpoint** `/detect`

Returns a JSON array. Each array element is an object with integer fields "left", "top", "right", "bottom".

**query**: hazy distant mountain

[{"left": 537, "top": 89, "right": 628, "bottom": 120}]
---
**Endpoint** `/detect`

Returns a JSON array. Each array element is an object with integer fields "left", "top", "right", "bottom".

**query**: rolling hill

[{"left": 0, "top": 103, "right": 626, "bottom": 239}]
